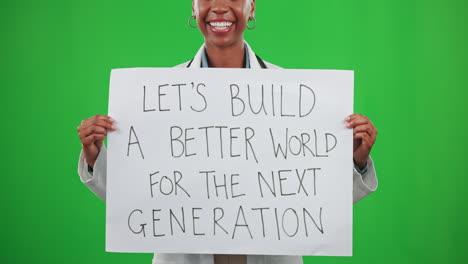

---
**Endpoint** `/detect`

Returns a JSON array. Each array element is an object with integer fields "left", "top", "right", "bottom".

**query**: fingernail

[
  {"left": 109, "top": 117, "right": 115, "bottom": 122},
  {"left": 111, "top": 125, "right": 117, "bottom": 130},
  {"left": 345, "top": 116, "right": 350, "bottom": 121}
]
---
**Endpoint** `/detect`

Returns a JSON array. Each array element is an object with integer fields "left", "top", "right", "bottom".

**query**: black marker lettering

[
  {"left": 232, "top": 206, "right": 253, "bottom": 239},
  {"left": 191, "top": 82, "right": 208, "bottom": 112},
  {"left": 247, "top": 84, "right": 267, "bottom": 115},
  {"left": 213, "top": 207, "right": 229, "bottom": 235},
  {"left": 169, "top": 208, "right": 186, "bottom": 235},
  {"left": 128, "top": 209, "right": 146, "bottom": 237},
  {"left": 245, "top": 127, "right": 258, "bottom": 163},
  {"left": 170, "top": 126, "right": 184, "bottom": 158},
  {"left": 299, "top": 84, "right": 315, "bottom": 117},
  {"left": 192, "top": 208, "right": 205, "bottom": 236},
  {"left": 257, "top": 171, "right": 276, "bottom": 197},
  {"left": 158, "top": 84, "right": 169, "bottom": 112},
  {"left": 252, "top": 207, "right": 270, "bottom": 237},
  {"left": 282, "top": 208, "right": 299, "bottom": 237},
  {"left": 230, "top": 84, "right": 245, "bottom": 117},
  {"left": 325, "top": 133, "right": 337, "bottom": 153},
  {"left": 152, "top": 209, "right": 165, "bottom": 237},
  {"left": 127, "top": 126, "right": 144, "bottom": 159},
  {"left": 143, "top": 85, "right": 155, "bottom": 112},
  {"left": 303, "top": 207, "right": 324, "bottom": 235},
  {"left": 171, "top": 83, "right": 186, "bottom": 111}
]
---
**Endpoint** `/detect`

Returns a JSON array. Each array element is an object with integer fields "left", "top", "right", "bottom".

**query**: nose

[{"left": 211, "top": 0, "right": 229, "bottom": 14}]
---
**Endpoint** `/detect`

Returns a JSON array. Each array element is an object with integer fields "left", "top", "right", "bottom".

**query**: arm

[
  {"left": 77, "top": 115, "right": 115, "bottom": 202},
  {"left": 77, "top": 144, "right": 107, "bottom": 201},
  {"left": 353, "top": 156, "right": 378, "bottom": 203},
  {"left": 346, "top": 114, "right": 378, "bottom": 203}
]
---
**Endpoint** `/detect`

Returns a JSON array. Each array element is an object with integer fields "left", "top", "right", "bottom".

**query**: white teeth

[{"left": 209, "top": 21, "right": 233, "bottom": 28}]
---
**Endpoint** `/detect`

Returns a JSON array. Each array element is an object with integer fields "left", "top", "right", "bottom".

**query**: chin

[{"left": 206, "top": 37, "right": 242, "bottom": 49}]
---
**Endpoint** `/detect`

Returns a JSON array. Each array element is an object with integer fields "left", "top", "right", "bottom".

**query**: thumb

[
  {"left": 353, "top": 137, "right": 360, "bottom": 152},
  {"left": 95, "top": 138, "right": 103, "bottom": 149}
]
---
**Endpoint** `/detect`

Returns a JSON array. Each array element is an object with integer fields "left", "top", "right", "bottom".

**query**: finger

[
  {"left": 82, "top": 115, "right": 114, "bottom": 126},
  {"left": 345, "top": 113, "right": 366, "bottom": 122},
  {"left": 79, "top": 118, "right": 116, "bottom": 134},
  {"left": 354, "top": 125, "right": 377, "bottom": 146},
  {"left": 353, "top": 124, "right": 373, "bottom": 135},
  {"left": 371, "top": 126, "right": 378, "bottom": 141},
  {"left": 81, "top": 134, "right": 106, "bottom": 146},
  {"left": 354, "top": 132, "right": 372, "bottom": 148},
  {"left": 94, "top": 114, "right": 114, "bottom": 122},
  {"left": 366, "top": 121, "right": 377, "bottom": 141},
  {"left": 346, "top": 117, "right": 369, "bottom": 128},
  {"left": 354, "top": 132, "right": 374, "bottom": 149},
  {"left": 80, "top": 126, "right": 108, "bottom": 139},
  {"left": 91, "top": 119, "right": 116, "bottom": 131}
]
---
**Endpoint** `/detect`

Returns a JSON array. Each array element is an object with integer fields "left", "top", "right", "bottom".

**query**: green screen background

[{"left": 2, "top": 0, "right": 467, "bottom": 263}]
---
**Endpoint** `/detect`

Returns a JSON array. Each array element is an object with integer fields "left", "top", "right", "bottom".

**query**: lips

[{"left": 208, "top": 21, "right": 234, "bottom": 33}]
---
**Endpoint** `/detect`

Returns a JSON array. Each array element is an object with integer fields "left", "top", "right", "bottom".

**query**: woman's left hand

[{"left": 345, "top": 114, "right": 378, "bottom": 169}]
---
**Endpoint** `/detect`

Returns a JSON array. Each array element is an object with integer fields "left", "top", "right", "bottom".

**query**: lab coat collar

[{"left": 187, "top": 41, "right": 262, "bottom": 69}]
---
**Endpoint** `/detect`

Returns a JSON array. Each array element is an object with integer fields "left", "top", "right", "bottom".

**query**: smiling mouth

[{"left": 208, "top": 21, "right": 234, "bottom": 30}]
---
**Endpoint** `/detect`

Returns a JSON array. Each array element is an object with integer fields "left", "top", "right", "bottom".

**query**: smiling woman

[
  {"left": 76, "top": 1, "right": 379, "bottom": 264},
  {"left": 193, "top": 0, "right": 255, "bottom": 68}
]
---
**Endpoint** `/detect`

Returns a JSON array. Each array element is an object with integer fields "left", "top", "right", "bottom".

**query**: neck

[{"left": 204, "top": 41, "right": 245, "bottom": 68}]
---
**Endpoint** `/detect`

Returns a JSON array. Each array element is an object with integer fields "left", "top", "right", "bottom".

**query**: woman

[{"left": 77, "top": 1, "right": 378, "bottom": 263}]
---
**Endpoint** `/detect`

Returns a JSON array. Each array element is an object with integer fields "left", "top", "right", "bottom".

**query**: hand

[
  {"left": 345, "top": 114, "right": 377, "bottom": 169},
  {"left": 77, "top": 115, "right": 116, "bottom": 168}
]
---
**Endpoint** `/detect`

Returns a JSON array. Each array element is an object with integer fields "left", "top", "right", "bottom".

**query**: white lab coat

[{"left": 78, "top": 42, "right": 378, "bottom": 264}]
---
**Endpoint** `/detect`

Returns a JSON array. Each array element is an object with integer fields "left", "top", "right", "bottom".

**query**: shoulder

[
  {"left": 263, "top": 60, "right": 283, "bottom": 69},
  {"left": 174, "top": 61, "right": 191, "bottom": 68}
]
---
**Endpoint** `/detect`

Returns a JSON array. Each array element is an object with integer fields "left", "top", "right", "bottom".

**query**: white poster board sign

[{"left": 106, "top": 68, "right": 354, "bottom": 256}]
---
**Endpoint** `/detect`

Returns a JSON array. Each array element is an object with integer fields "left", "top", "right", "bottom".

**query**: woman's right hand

[{"left": 77, "top": 115, "right": 116, "bottom": 168}]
